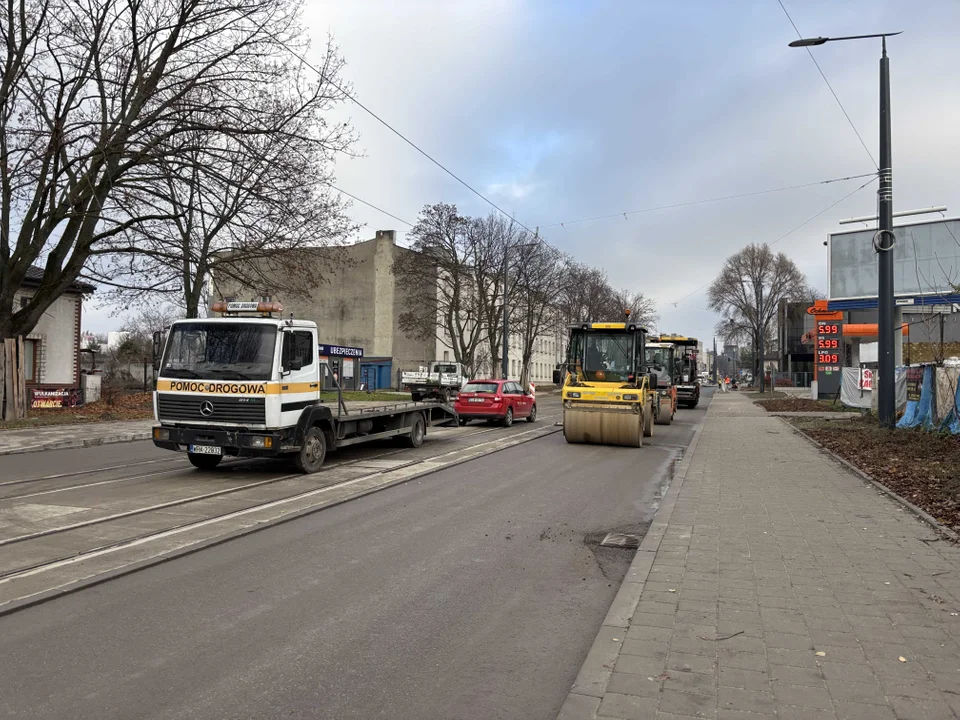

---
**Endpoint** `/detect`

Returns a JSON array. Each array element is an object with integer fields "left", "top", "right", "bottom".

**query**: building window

[
  {"left": 24, "top": 339, "right": 38, "bottom": 382},
  {"left": 443, "top": 350, "right": 450, "bottom": 362}
]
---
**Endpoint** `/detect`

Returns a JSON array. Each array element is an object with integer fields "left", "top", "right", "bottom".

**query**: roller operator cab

[
  {"left": 644, "top": 342, "right": 677, "bottom": 426},
  {"left": 151, "top": 301, "right": 456, "bottom": 473},
  {"left": 560, "top": 313, "right": 659, "bottom": 447},
  {"left": 655, "top": 335, "right": 701, "bottom": 409}
]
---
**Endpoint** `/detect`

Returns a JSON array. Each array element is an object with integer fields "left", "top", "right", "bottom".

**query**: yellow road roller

[{"left": 561, "top": 311, "right": 659, "bottom": 447}]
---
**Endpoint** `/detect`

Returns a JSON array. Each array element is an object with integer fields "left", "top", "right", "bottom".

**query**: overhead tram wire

[
  {"left": 329, "top": 184, "right": 414, "bottom": 227},
  {"left": 668, "top": 175, "right": 878, "bottom": 308},
  {"left": 286, "top": 47, "right": 538, "bottom": 236},
  {"left": 776, "top": 0, "right": 878, "bottom": 169},
  {"left": 537, "top": 172, "right": 876, "bottom": 229}
]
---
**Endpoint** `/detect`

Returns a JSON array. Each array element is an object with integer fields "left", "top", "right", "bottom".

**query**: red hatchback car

[{"left": 454, "top": 379, "right": 537, "bottom": 427}]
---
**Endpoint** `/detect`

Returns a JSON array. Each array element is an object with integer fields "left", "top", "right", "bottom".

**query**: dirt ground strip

[{"left": 791, "top": 415, "right": 960, "bottom": 533}]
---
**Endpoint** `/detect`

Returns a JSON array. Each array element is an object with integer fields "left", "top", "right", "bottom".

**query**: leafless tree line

[
  {"left": 393, "top": 203, "right": 657, "bottom": 387},
  {"left": 1, "top": 0, "right": 356, "bottom": 418}
]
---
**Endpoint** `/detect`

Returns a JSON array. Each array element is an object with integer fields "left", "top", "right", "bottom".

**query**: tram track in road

[
  {"left": 0, "top": 412, "right": 559, "bottom": 504},
  {"left": 0, "top": 422, "right": 560, "bottom": 589}
]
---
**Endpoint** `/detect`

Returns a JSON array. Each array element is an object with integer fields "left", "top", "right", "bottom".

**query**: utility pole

[
  {"left": 788, "top": 31, "right": 901, "bottom": 427},
  {"left": 712, "top": 337, "right": 717, "bottom": 384},
  {"left": 876, "top": 35, "right": 896, "bottom": 427},
  {"left": 758, "top": 286, "right": 765, "bottom": 393}
]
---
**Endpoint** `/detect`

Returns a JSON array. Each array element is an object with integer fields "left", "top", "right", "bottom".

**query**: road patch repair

[{"left": 0, "top": 422, "right": 560, "bottom": 616}]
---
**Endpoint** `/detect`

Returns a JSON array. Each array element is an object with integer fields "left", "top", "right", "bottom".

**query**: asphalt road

[{"left": 0, "top": 393, "right": 709, "bottom": 720}]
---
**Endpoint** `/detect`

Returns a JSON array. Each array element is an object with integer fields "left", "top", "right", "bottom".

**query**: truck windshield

[
  {"left": 644, "top": 347, "right": 673, "bottom": 375},
  {"left": 160, "top": 323, "right": 277, "bottom": 381},
  {"left": 580, "top": 332, "right": 634, "bottom": 382}
]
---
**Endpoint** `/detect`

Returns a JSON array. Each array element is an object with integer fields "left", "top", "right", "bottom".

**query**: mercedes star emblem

[{"left": 199, "top": 400, "right": 214, "bottom": 417}]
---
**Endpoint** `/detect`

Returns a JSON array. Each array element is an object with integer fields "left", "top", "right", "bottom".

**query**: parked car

[{"left": 454, "top": 379, "right": 536, "bottom": 427}]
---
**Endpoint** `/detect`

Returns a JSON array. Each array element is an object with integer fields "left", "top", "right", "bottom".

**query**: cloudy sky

[{"left": 86, "top": 0, "right": 960, "bottom": 343}]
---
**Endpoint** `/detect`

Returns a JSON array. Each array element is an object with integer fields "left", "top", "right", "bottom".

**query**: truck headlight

[
  {"left": 622, "top": 393, "right": 638, "bottom": 401},
  {"left": 153, "top": 428, "right": 170, "bottom": 441},
  {"left": 249, "top": 436, "right": 273, "bottom": 449},
  {"left": 567, "top": 391, "right": 581, "bottom": 399}
]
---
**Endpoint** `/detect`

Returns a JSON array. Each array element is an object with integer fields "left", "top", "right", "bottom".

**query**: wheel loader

[
  {"left": 645, "top": 341, "right": 677, "bottom": 426},
  {"left": 560, "top": 312, "right": 659, "bottom": 447}
]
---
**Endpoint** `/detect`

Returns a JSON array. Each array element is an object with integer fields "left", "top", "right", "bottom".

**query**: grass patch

[
  {"left": 320, "top": 391, "right": 410, "bottom": 403},
  {"left": 755, "top": 397, "right": 850, "bottom": 413}
]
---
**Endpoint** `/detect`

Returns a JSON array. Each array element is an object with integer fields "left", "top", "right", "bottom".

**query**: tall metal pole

[
  {"left": 712, "top": 337, "right": 717, "bottom": 384},
  {"left": 758, "top": 287, "right": 765, "bottom": 393},
  {"left": 877, "top": 36, "right": 895, "bottom": 428},
  {"left": 501, "top": 248, "right": 510, "bottom": 380}
]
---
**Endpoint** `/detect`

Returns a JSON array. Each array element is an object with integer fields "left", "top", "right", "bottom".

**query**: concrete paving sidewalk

[
  {"left": 0, "top": 420, "right": 154, "bottom": 455},
  {"left": 560, "top": 391, "right": 960, "bottom": 720}
]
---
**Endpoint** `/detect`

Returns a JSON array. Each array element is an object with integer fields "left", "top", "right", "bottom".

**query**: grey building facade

[{"left": 214, "top": 230, "right": 435, "bottom": 390}]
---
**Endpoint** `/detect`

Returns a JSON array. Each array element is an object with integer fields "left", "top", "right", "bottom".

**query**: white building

[{"left": 12, "top": 266, "right": 94, "bottom": 407}]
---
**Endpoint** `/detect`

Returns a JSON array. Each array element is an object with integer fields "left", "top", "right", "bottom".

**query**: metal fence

[{"left": 770, "top": 371, "right": 814, "bottom": 388}]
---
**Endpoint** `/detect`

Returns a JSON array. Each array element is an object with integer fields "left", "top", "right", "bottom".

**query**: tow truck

[
  {"left": 151, "top": 301, "right": 457, "bottom": 473},
  {"left": 654, "top": 334, "right": 701, "bottom": 408}
]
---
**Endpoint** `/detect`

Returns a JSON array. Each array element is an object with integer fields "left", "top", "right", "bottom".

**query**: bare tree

[
  {"left": 392, "top": 203, "right": 486, "bottom": 375},
  {"left": 85, "top": 38, "right": 356, "bottom": 316},
  {"left": 708, "top": 244, "right": 809, "bottom": 381},
  {"left": 1, "top": 0, "right": 347, "bottom": 417},
  {"left": 511, "top": 242, "right": 563, "bottom": 389},
  {"left": 466, "top": 212, "right": 526, "bottom": 377}
]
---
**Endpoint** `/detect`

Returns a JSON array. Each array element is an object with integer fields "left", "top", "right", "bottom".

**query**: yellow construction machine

[{"left": 560, "top": 311, "right": 659, "bottom": 447}]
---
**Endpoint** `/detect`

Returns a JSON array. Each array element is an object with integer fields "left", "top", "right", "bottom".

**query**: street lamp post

[
  {"left": 789, "top": 31, "right": 901, "bottom": 428},
  {"left": 501, "top": 238, "right": 540, "bottom": 380}
]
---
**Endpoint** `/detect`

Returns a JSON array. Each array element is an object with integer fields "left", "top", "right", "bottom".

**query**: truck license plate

[{"left": 189, "top": 444, "right": 221, "bottom": 455}]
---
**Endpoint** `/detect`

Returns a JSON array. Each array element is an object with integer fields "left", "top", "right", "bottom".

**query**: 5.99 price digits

[{"left": 818, "top": 323, "right": 839, "bottom": 334}]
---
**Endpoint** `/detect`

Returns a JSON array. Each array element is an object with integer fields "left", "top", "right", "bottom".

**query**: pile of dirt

[
  {"left": 0, "top": 392, "right": 154, "bottom": 429},
  {"left": 756, "top": 397, "right": 847, "bottom": 413},
  {"left": 794, "top": 416, "right": 960, "bottom": 532}
]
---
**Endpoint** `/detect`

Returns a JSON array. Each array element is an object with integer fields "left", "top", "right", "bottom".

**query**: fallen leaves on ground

[
  {"left": 0, "top": 392, "right": 153, "bottom": 430},
  {"left": 792, "top": 416, "right": 960, "bottom": 533},
  {"left": 756, "top": 397, "right": 849, "bottom": 413}
]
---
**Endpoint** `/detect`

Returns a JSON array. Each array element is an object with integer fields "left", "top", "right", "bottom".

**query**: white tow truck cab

[{"left": 152, "top": 301, "right": 457, "bottom": 473}]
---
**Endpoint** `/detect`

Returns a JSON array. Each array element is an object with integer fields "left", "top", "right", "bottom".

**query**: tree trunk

[{"left": 1, "top": 336, "right": 27, "bottom": 420}]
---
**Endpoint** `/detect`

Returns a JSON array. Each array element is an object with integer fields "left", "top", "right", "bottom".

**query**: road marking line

[{"left": 0, "top": 425, "right": 559, "bottom": 586}]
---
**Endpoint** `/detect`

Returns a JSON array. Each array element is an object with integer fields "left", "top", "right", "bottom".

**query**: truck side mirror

[
  {"left": 552, "top": 369, "right": 562, "bottom": 385},
  {"left": 288, "top": 359, "right": 303, "bottom": 372},
  {"left": 152, "top": 330, "right": 163, "bottom": 371},
  {"left": 648, "top": 372, "right": 658, "bottom": 389}
]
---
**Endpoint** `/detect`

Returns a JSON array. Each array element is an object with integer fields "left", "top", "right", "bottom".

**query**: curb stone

[
  {"left": 780, "top": 417, "right": 960, "bottom": 543},
  {"left": 555, "top": 412, "right": 709, "bottom": 720},
  {"left": 0, "top": 431, "right": 153, "bottom": 456}
]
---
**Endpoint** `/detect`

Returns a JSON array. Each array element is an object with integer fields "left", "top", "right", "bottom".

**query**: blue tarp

[
  {"left": 897, "top": 366, "right": 935, "bottom": 430},
  {"left": 939, "top": 371, "right": 960, "bottom": 435}
]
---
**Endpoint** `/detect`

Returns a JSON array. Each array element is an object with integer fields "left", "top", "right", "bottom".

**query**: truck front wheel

[{"left": 295, "top": 426, "right": 327, "bottom": 474}]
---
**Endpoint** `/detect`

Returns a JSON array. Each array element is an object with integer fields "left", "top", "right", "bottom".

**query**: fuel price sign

[{"left": 817, "top": 321, "right": 843, "bottom": 373}]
